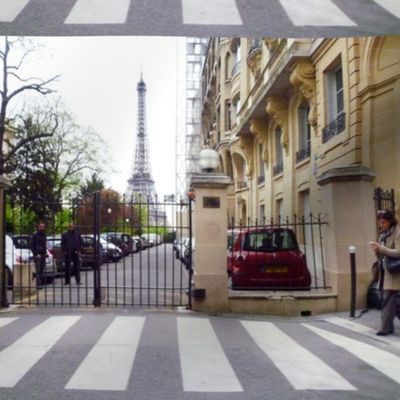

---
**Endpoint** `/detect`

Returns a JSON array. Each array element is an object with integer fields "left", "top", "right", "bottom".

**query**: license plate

[{"left": 265, "top": 266, "right": 288, "bottom": 273}]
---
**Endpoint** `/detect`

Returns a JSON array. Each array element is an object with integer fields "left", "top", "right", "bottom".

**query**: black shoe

[
  {"left": 376, "top": 330, "right": 393, "bottom": 336},
  {"left": 76, "top": 282, "right": 81, "bottom": 285},
  {"left": 63, "top": 282, "right": 70, "bottom": 285}
]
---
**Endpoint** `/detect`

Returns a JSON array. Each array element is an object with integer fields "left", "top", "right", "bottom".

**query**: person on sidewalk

[
  {"left": 30, "top": 222, "right": 47, "bottom": 287},
  {"left": 369, "top": 209, "right": 400, "bottom": 336},
  {"left": 61, "top": 223, "right": 83, "bottom": 285}
]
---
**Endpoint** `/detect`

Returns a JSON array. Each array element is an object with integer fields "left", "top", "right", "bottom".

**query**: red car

[{"left": 227, "top": 228, "right": 311, "bottom": 289}]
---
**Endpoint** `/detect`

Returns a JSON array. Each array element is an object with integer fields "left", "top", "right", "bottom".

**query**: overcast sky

[{"left": 13, "top": 36, "right": 181, "bottom": 199}]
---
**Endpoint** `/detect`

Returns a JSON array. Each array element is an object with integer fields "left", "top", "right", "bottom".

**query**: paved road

[
  {"left": 0, "top": 0, "right": 399, "bottom": 37},
  {"left": 7, "top": 244, "right": 190, "bottom": 308},
  {"left": 0, "top": 308, "right": 399, "bottom": 399}
]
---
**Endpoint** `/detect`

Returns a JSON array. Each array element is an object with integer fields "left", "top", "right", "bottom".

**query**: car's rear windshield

[{"left": 243, "top": 230, "right": 298, "bottom": 252}]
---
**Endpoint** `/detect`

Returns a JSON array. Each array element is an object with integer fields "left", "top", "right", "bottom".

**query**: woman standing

[{"left": 370, "top": 209, "right": 400, "bottom": 336}]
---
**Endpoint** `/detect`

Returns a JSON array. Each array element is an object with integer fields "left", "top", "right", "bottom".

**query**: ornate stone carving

[
  {"left": 239, "top": 135, "right": 254, "bottom": 177},
  {"left": 263, "top": 38, "right": 279, "bottom": 52},
  {"left": 266, "top": 96, "right": 289, "bottom": 154},
  {"left": 290, "top": 62, "right": 317, "bottom": 129},
  {"left": 247, "top": 49, "right": 262, "bottom": 79},
  {"left": 250, "top": 119, "right": 269, "bottom": 164}
]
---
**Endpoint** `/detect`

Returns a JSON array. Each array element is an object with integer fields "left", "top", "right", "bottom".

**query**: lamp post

[{"left": 198, "top": 148, "right": 220, "bottom": 173}]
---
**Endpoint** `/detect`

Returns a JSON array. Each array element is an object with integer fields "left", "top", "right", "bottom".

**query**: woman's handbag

[{"left": 385, "top": 256, "right": 400, "bottom": 273}]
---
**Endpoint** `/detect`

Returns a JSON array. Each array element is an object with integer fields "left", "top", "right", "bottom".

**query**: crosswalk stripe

[
  {"left": 242, "top": 321, "right": 356, "bottom": 390},
  {"left": 324, "top": 316, "right": 400, "bottom": 348},
  {"left": 0, "top": 318, "right": 17, "bottom": 329},
  {"left": 0, "top": 0, "right": 30, "bottom": 22},
  {"left": 64, "top": 0, "right": 131, "bottom": 24},
  {"left": 0, "top": 316, "right": 80, "bottom": 388},
  {"left": 304, "top": 323, "right": 400, "bottom": 385},
  {"left": 65, "top": 316, "right": 145, "bottom": 391},
  {"left": 373, "top": 0, "right": 400, "bottom": 19},
  {"left": 278, "top": 0, "right": 356, "bottom": 26},
  {"left": 181, "top": 0, "right": 243, "bottom": 25},
  {"left": 177, "top": 317, "right": 243, "bottom": 392}
]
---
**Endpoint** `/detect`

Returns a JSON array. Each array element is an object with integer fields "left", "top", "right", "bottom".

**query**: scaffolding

[{"left": 175, "top": 37, "right": 208, "bottom": 200}]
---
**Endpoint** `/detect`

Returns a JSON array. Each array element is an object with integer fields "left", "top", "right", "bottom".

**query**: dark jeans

[
  {"left": 34, "top": 254, "right": 46, "bottom": 286},
  {"left": 64, "top": 252, "right": 81, "bottom": 284},
  {"left": 380, "top": 290, "right": 400, "bottom": 333}
]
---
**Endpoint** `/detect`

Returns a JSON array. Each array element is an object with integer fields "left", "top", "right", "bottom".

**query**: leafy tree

[
  {"left": 7, "top": 106, "right": 108, "bottom": 221},
  {"left": 79, "top": 173, "right": 105, "bottom": 198},
  {"left": 0, "top": 37, "right": 59, "bottom": 175}
]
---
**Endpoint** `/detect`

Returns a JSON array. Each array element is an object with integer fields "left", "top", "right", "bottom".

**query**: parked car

[
  {"left": 181, "top": 238, "right": 194, "bottom": 268},
  {"left": 99, "top": 237, "right": 123, "bottom": 262},
  {"left": 81, "top": 234, "right": 104, "bottom": 267},
  {"left": 227, "top": 228, "right": 311, "bottom": 289},
  {"left": 47, "top": 235, "right": 65, "bottom": 275},
  {"left": 173, "top": 239, "right": 184, "bottom": 259},
  {"left": 6, "top": 234, "right": 57, "bottom": 287},
  {"left": 11, "top": 234, "right": 57, "bottom": 280},
  {"left": 101, "top": 232, "right": 136, "bottom": 255},
  {"left": 131, "top": 236, "right": 143, "bottom": 252}
]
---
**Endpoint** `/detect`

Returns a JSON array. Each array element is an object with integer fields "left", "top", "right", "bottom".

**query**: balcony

[
  {"left": 257, "top": 175, "right": 265, "bottom": 185},
  {"left": 247, "top": 39, "right": 262, "bottom": 79},
  {"left": 236, "top": 181, "right": 247, "bottom": 190},
  {"left": 296, "top": 142, "right": 311, "bottom": 164},
  {"left": 322, "top": 113, "right": 346, "bottom": 143},
  {"left": 273, "top": 162, "right": 283, "bottom": 176}
]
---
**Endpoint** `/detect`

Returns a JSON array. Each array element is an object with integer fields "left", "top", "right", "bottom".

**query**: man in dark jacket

[
  {"left": 61, "top": 223, "right": 83, "bottom": 285},
  {"left": 30, "top": 222, "right": 47, "bottom": 287}
]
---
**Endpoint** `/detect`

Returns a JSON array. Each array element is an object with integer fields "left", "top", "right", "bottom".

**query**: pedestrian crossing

[
  {"left": 0, "top": 0, "right": 399, "bottom": 27},
  {"left": 0, "top": 314, "right": 399, "bottom": 395}
]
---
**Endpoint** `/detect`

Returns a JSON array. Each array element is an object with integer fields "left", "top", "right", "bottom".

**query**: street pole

[{"left": 349, "top": 246, "right": 356, "bottom": 318}]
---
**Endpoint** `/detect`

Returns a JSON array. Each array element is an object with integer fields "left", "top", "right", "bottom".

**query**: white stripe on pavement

[
  {"left": 65, "top": 316, "right": 145, "bottom": 391},
  {"left": 178, "top": 317, "right": 243, "bottom": 392},
  {"left": 182, "top": 0, "right": 242, "bottom": 25},
  {"left": 0, "top": 0, "right": 30, "bottom": 22},
  {"left": 65, "top": 0, "right": 130, "bottom": 24},
  {"left": 374, "top": 0, "right": 400, "bottom": 19},
  {"left": 242, "top": 321, "right": 356, "bottom": 390},
  {"left": 324, "top": 316, "right": 400, "bottom": 348},
  {"left": 304, "top": 323, "right": 400, "bottom": 385},
  {"left": 278, "top": 0, "right": 356, "bottom": 26},
  {"left": 0, "top": 318, "right": 17, "bottom": 329},
  {"left": 0, "top": 316, "right": 80, "bottom": 388}
]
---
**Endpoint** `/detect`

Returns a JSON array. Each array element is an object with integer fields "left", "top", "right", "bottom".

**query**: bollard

[{"left": 349, "top": 246, "right": 356, "bottom": 318}]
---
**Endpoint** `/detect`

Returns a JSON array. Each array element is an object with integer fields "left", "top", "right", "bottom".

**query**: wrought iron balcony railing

[
  {"left": 296, "top": 142, "right": 311, "bottom": 164},
  {"left": 273, "top": 162, "right": 283, "bottom": 176},
  {"left": 257, "top": 175, "right": 265, "bottom": 185},
  {"left": 322, "top": 112, "right": 346, "bottom": 143},
  {"left": 237, "top": 181, "right": 247, "bottom": 190}
]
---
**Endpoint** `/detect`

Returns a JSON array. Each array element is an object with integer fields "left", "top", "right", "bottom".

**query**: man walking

[
  {"left": 61, "top": 223, "right": 83, "bottom": 285},
  {"left": 30, "top": 222, "right": 47, "bottom": 287}
]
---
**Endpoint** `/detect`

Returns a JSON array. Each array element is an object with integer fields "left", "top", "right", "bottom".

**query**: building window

[
  {"left": 225, "top": 101, "right": 231, "bottom": 131},
  {"left": 276, "top": 199, "right": 283, "bottom": 222},
  {"left": 232, "top": 98, "right": 241, "bottom": 126},
  {"left": 225, "top": 53, "right": 231, "bottom": 80},
  {"left": 259, "top": 204, "right": 265, "bottom": 224},
  {"left": 273, "top": 128, "right": 283, "bottom": 176},
  {"left": 323, "top": 64, "right": 345, "bottom": 143},
  {"left": 296, "top": 104, "right": 311, "bottom": 163},
  {"left": 258, "top": 143, "right": 265, "bottom": 184}
]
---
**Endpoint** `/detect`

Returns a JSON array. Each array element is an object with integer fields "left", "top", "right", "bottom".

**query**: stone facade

[{"left": 200, "top": 36, "right": 400, "bottom": 311}]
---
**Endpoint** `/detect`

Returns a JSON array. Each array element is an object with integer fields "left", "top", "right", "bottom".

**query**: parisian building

[{"left": 200, "top": 36, "right": 400, "bottom": 310}]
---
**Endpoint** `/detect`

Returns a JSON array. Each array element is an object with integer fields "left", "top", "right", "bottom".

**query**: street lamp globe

[{"left": 199, "top": 148, "right": 220, "bottom": 173}]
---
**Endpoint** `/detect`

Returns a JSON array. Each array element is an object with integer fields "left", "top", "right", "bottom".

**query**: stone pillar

[
  {"left": 317, "top": 166, "right": 376, "bottom": 311},
  {"left": 0, "top": 176, "right": 11, "bottom": 308},
  {"left": 190, "top": 173, "right": 231, "bottom": 313}
]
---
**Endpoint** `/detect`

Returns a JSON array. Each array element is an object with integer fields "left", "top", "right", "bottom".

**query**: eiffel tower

[{"left": 126, "top": 75, "right": 165, "bottom": 225}]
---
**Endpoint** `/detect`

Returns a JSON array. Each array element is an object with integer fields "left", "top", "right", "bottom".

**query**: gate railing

[{"left": 3, "top": 193, "right": 193, "bottom": 308}]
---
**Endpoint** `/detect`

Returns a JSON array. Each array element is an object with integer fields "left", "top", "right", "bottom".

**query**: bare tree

[{"left": 0, "top": 36, "right": 60, "bottom": 174}]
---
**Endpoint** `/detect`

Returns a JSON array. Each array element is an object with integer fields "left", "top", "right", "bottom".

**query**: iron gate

[{"left": 1, "top": 192, "right": 193, "bottom": 308}]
